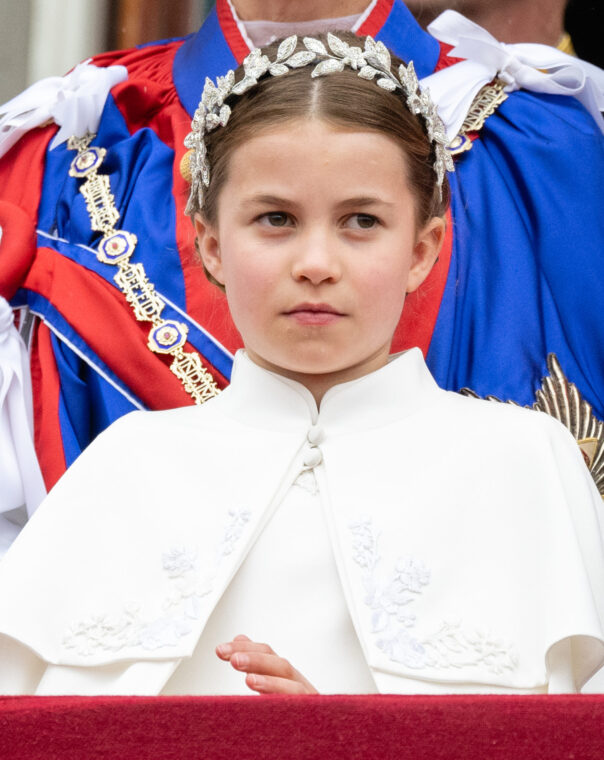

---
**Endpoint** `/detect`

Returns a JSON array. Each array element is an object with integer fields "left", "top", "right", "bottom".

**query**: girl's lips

[
  {"left": 284, "top": 303, "right": 345, "bottom": 326},
  {"left": 287, "top": 311, "right": 343, "bottom": 325}
]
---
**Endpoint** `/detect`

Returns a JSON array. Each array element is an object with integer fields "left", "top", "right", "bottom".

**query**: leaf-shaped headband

[{"left": 184, "top": 33, "right": 454, "bottom": 215}]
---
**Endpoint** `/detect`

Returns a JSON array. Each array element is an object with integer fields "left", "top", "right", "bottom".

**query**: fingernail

[
  {"left": 232, "top": 653, "right": 249, "bottom": 669},
  {"left": 248, "top": 674, "right": 263, "bottom": 688},
  {"left": 217, "top": 644, "right": 232, "bottom": 657}
]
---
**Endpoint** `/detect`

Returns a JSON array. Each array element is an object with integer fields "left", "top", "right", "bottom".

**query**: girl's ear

[
  {"left": 194, "top": 213, "right": 225, "bottom": 286},
  {"left": 406, "top": 216, "right": 446, "bottom": 294}
]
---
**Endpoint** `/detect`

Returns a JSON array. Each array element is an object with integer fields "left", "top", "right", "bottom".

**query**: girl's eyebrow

[
  {"left": 241, "top": 194, "right": 296, "bottom": 208},
  {"left": 337, "top": 197, "right": 395, "bottom": 209},
  {"left": 241, "top": 195, "right": 395, "bottom": 209}
]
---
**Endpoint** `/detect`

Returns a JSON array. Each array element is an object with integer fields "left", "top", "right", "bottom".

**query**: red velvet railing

[{"left": 2, "top": 695, "right": 604, "bottom": 759}]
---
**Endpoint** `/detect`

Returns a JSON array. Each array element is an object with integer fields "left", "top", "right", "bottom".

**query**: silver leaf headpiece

[{"left": 184, "top": 33, "right": 454, "bottom": 215}]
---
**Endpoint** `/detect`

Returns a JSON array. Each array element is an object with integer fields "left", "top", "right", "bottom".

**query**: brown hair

[{"left": 191, "top": 33, "right": 450, "bottom": 285}]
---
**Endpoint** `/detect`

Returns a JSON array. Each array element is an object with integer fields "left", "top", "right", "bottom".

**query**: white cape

[{"left": 0, "top": 349, "right": 603, "bottom": 695}]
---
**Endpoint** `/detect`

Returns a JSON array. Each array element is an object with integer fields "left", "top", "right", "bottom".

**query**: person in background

[
  {"left": 404, "top": 0, "right": 603, "bottom": 64},
  {"left": 0, "top": 0, "right": 602, "bottom": 556},
  {"left": 565, "top": 0, "right": 603, "bottom": 68}
]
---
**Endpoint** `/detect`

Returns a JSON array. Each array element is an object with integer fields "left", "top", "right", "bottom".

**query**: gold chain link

[{"left": 67, "top": 134, "right": 220, "bottom": 404}]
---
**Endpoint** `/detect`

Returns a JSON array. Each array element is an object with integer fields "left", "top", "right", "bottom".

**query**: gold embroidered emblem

[
  {"left": 67, "top": 134, "right": 220, "bottom": 404},
  {"left": 448, "top": 79, "right": 508, "bottom": 156}
]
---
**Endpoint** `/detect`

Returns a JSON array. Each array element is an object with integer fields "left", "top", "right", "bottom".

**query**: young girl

[{"left": 0, "top": 33, "right": 603, "bottom": 696}]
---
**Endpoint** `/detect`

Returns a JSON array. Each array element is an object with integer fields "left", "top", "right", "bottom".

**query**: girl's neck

[
  {"left": 245, "top": 347, "right": 390, "bottom": 406},
  {"left": 232, "top": 0, "right": 371, "bottom": 23}
]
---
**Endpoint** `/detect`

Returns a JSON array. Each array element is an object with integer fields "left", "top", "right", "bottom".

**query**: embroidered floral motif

[
  {"left": 162, "top": 547, "right": 197, "bottom": 577},
  {"left": 349, "top": 518, "right": 518, "bottom": 674},
  {"left": 63, "top": 509, "right": 251, "bottom": 656},
  {"left": 221, "top": 508, "right": 252, "bottom": 556},
  {"left": 420, "top": 621, "right": 518, "bottom": 674}
]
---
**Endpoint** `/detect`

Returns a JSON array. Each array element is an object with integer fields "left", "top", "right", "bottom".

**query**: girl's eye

[
  {"left": 346, "top": 213, "right": 379, "bottom": 230},
  {"left": 258, "top": 212, "right": 292, "bottom": 227}
]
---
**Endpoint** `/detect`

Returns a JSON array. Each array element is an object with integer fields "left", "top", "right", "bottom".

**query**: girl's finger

[
  {"left": 245, "top": 672, "right": 312, "bottom": 695},
  {"left": 230, "top": 652, "right": 296, "bottom": 680},
  {"left": 215, "top": 639, "right": 275, "bottom": 660}
]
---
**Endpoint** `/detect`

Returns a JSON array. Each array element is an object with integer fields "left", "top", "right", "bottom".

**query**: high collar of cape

[
  {"left": 173, "top": 0, "right": 440, "bottom": 118},
  {"left": 219, "top": 347, "right": 442, "bottom": 434}
]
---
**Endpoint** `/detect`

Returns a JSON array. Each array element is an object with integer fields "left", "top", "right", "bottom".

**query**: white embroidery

[
  {"left": 221, "top": 508, "right": 252, "bottom": 555},
  {"left": 292, "top": 469, "right": 319, "bottom": 496},
  {"left": 162, "top": 547, "right": 197, "bottom": 577},
  {"left": 63, "top": 509, "right": 251, "bottom": 656},
  {"left": 419, "top": 621, "right": 518, "bottom": 674},
  {"left": 349, "top": 518, "right": 518, "bottom": 674}
]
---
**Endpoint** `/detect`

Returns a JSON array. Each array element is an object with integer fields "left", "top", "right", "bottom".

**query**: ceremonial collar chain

[{"left": 184, "top": 33, "right": 454, "bottom": 214}]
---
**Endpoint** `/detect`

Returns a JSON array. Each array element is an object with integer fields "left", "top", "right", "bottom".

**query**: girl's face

[{"left": 196, "top": 118, "right": 444, "bottom": 399}]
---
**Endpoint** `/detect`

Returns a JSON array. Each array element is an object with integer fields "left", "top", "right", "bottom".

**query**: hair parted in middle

[{"left": 190, "top": 33, "right": 451, "bottom": 230}]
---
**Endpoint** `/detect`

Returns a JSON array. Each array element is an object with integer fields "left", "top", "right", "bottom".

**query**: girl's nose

[{"left": 290, "top": 232, "right": 342, "bottom": 286}]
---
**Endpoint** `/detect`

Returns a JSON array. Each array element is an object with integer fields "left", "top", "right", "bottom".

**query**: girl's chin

[
  {"left": 247, "top": 350, "right": 343, "bottom": 374},
  {"left": 246, "top": 347, "right": 384, "bottom": 380}
]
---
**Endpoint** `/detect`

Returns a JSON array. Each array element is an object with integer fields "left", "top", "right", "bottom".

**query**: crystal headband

[{"left": 184, "top": 33, "right": 454, "bottom": 215}]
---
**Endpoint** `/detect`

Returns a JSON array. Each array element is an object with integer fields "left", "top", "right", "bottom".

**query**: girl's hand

[{"left": 216, "top": 634, "right": 318, "bottom": 694}]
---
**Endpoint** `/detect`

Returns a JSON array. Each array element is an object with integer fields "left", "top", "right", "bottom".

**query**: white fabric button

[
  {"left": 303, "top": 447, "right": 323, "bottom": 468},
  {"left": 307, "top": 425, "right": 324, "bottom": 445}
]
